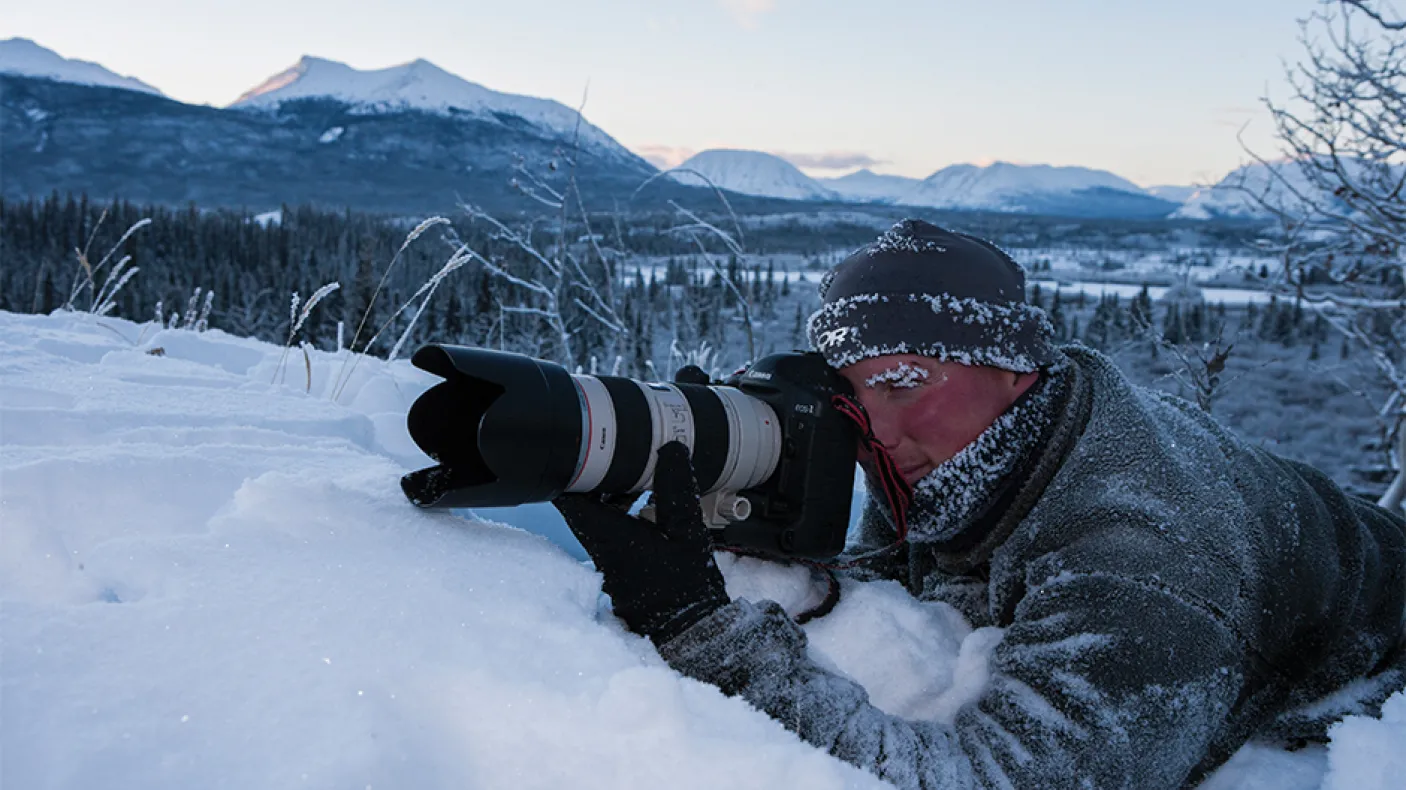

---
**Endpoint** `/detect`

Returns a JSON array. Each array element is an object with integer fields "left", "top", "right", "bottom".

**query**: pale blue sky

[{"left": 3, "top": 0, "right": 1327, "bottom": 186}]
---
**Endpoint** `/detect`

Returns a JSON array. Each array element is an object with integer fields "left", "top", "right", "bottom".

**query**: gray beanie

[{"left": 806, "top": 219, "right": 1057, "bottom": 373}]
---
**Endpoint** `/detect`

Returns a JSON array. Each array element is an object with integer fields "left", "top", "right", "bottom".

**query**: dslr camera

[{"left": 400, "top": 345, "right": 858, "bottom": 559}]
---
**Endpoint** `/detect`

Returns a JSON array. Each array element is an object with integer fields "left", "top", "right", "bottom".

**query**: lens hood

[{"left": 401, "top": 345, "right": 583, "bottom": 508}]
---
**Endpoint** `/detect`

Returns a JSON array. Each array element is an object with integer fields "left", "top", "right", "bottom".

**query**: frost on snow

[{"left": 0, "top": 309, "right": 1400, "bottom": 790}]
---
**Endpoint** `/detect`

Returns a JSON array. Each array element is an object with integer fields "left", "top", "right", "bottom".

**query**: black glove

[{"left": 552, "top": 441, "right": 730, "bottom": 645}]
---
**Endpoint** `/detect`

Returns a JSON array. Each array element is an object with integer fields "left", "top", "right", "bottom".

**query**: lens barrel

[{"left": 401, "top": 345, "right": 782, "bottom": 509}]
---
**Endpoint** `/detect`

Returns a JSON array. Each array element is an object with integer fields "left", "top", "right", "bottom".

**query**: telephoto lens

[{"left": 400, "top": 345, "right": 782, "bottom": 509}]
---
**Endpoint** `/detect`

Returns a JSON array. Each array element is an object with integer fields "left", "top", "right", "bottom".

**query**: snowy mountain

[
  {"left": 901, "top": 161, "right": 1174, "bottom": 217},
  {"left": 816, "top": 168, "right": 921, "bottom": 203},
  {"left": 1173, "top": 161, "right": 1324, "bottom": 220},
  {"left": 0, "top": 37, "right": 162, "bottom": 95},
  {"left": 3, "top": 42, "right": 722, "bottom": 215},
  {"left": 670, "top": 149, "right": 839, "bottom": 201},
  {"left": 231, "top": 55, "right": 626, "bottom": 157}
]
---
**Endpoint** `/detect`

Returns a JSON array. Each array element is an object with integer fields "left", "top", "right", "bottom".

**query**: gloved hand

[{"left": 552, "top": 441, "right": 730, "bottom": 645}]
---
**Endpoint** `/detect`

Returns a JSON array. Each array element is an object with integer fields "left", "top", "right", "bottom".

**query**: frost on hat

[{"left": 806, "top": 219, "right": 1056, "bottom": 372}]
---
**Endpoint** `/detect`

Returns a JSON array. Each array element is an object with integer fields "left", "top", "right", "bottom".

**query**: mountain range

[{"left": 0, "top": 37, "right": 1287, "bottom": 221}]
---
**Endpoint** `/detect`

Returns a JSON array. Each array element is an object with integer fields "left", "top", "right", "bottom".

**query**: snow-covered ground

[{"left": 2, "top": 310, "right": 1402, "bottom": 789}]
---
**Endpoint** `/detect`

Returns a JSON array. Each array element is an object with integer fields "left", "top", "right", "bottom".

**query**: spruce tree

[{"left": 1130, "top": 284, "right": 1153, "bottom": 329}]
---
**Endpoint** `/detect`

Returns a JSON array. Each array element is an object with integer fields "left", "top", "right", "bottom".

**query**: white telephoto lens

[
  {"left": 565, "top": 375, "right": 617, "bottom": 492},
  {"left": 711, "top": 387, "right": 781, "bottom": 493},
  {"left": 631, "top": 382, "right": 695, "bottom": 492}
]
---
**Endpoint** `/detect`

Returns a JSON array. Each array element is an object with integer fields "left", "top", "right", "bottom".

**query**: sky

[{"left": 1, "top": 0, "right": 1336, "bottom": 187}]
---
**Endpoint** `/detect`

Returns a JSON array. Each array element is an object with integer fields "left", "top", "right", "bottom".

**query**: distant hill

[
  {"left": 229, "top": 55, "right": 630, "bottom": 160},
  {"left": 669, "top": 149, "right": 839, "bottom": 201},
  {"left": 0, "top": 37, "right": 163, "bottom": 95},
  {"left": 815, "top": 169, "right": 921, "bottom": 203},
  {"left": 0, "top": 44, "right": 729, "bottom": 215},
  {"left": 0, "top": 37, "right": 1242, "bottom": 222},
  {"left": 1173, "top": 161, "right": 1325, "bottom": 220},
  {"left": 900, "top": 162, "right": 1178, "bottom": 219}
]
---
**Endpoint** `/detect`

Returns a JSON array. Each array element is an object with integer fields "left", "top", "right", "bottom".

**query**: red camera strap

[
  {"left": 830, "top": 393, "right": 913, "bottom": 545},
  {"left": 716, "top": 393, "right": 914, "bottom": 626}
]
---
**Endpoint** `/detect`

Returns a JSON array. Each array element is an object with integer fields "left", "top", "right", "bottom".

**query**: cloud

[
  {"left": 772, "top": 150, "right": 885, "bottom": 171},
  {"left": 718, "top": 0, "right": 777, "bottom": 30},
  {"left": 636, "top": 144, "right": 697, "bottom": 170}
]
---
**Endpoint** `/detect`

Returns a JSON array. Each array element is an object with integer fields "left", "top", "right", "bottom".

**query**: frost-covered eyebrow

[{"left": 865, "top": 362, "right": 931, "bottom": 389}]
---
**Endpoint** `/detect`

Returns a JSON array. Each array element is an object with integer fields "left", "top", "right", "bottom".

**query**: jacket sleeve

[{"left": 659, "top": 556, "right": 1246, "bottom": 789}]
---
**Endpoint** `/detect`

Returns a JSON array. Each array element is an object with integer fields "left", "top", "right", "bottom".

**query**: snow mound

[
  {"left": 0, "top": 37, "right": 163, "bottom": 95},
  {"left": 0, "top": 309, "right": 1397, "bottom": 788},
  {"left": 1321, "top": 690, "right": 1406, "bottom": 790},
  {"left": 670, "top": 149, "right": 839, "bottom": 201},
  {"left": 230, "top": 55, "right": 620, "bottom": 152},
  {"left": 0, "top": 310, "right": 883, "bottom": 789}
]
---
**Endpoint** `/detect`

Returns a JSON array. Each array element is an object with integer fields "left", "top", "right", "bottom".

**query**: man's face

[{"left": 837, "top": 354, "right": 1036, "bottom": 485}]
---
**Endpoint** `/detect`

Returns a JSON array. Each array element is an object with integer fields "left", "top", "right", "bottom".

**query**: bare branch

[{"left": 1342, "top": 0, "right": 1406, "bottom": 30}]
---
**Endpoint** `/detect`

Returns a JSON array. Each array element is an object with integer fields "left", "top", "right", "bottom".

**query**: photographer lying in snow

[{"left": 552, "top": 219, "right": 1406, "bottom": 789}]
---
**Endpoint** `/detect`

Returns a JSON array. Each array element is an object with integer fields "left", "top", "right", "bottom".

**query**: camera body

[
  {"left": 400, "top": 345, "right": 858, "bottom": 560},
  {"left": 711, "top": 353, "right": 858, "bottom": 558}
]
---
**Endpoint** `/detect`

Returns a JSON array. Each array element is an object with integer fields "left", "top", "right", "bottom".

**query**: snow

[
  {"left": 670, "top": 149, "right": 840, "bottom": 201},
  {"left": 1321, "top": 691, "right": 1406, "bottom": 790},
  {"left": 0, "top": 37, "right": 164, "bottom": 95},
  {"left": 318, "top": 126, "right": 345, "bottom": 144},
  {"left": 1, "top": 308, "right": 1400, "bottom": 789},
  {"left": 901, "top": 161, "right": 1149, "bottom": 211},
  {"left": 229, "top": 55, "right": 624, "bottom": 155}
]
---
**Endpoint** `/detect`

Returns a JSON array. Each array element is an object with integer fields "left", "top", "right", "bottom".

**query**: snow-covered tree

[{"left": 1247, "top": 0, "right": 1406, "bottom": 509}]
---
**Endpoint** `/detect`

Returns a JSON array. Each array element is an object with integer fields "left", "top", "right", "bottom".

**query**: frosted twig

[
  {"left": 343, "top": 217, "right": 449, "bottom": 357},
  {"left": 385, "top": 256, "right": 466, "bottom": 362},
  {"left": 632, "top": 168, "right": 746, "bottom": 250},
  {"left": 275, "top": 282, "right": 339, "bottom": 386},
  {"left": 94, "top": 267, "right": 140, "bottom": 316},
  {"left": 91, "top": 255, "right": 134, "bottom": 313}
]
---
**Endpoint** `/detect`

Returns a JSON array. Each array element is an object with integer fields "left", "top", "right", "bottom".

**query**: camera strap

[
  {"left": 717, "top": 394, "right": 915, "bottom": 627},
  {"left": 831, "top": 393, "right": 913, "bottom": 546}
]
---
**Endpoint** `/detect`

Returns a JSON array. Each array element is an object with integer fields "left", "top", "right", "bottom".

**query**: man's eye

[{"left": 881, "top": 380, "right": 923, "bottom": 398}]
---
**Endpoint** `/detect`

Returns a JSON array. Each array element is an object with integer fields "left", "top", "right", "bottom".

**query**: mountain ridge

[
  {"left": 229, "top": 55, "right": 628, "bottom": 158},
  {"left": 0, "top": 37, "right": 163, "bottom": 96},
  {"left": 670, "top": 149, "right": 839, "bottom": 201}
]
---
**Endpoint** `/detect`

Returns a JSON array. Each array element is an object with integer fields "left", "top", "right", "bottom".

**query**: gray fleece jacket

[{"left": 659, "top": 346, "right": 1406, "bottom": 789}]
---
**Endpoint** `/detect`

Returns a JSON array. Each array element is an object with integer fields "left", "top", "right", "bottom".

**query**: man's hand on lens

[{"left": 552, "top": 441, "right": 730, "bottom": 646}]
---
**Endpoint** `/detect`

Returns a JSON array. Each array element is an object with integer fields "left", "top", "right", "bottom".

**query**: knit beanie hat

[{"left": 806, "top": 219, "right": 1057, "bottom": 372}]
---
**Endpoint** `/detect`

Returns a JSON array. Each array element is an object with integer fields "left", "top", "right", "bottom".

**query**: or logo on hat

[{"left": 817, "top": 326, "right": 855, "bottom": 350}]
